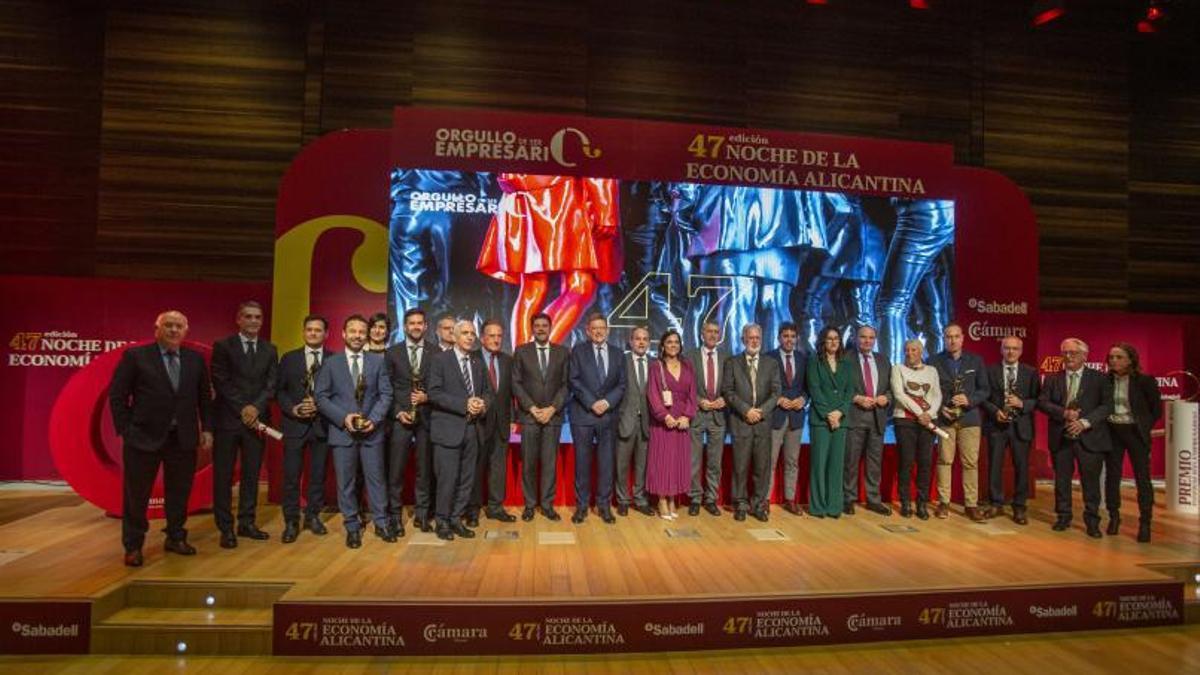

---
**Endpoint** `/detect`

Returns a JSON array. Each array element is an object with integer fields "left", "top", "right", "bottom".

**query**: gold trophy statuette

[
  {"left": 409, "top": 371, "right": 424, "bottom": 424},
  {"left": 1003, "top": 377, "right": 1022, "bottom": 420},
  {"left": 352, "top": 370, "right": 370, "bottom": 432},
  {"left": 1064, "top": 397, "right": 1083, "bottom": 439},
  {"left": 301, "top": 361, "right": 318, "bottom": 418},
  {"left": 942, "top": 371, "right": 967, "bottom": 422}
]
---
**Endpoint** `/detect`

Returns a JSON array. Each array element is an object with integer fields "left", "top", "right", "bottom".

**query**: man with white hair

[
  {"left": 109, "top": 311, "right": 213, "bottom": 567},
  {"left": 722, "top": 323, "right": 782, "bottom": 522},
  {"left": 1037, "top": 337, "right": 1113, "bottom": 538}
]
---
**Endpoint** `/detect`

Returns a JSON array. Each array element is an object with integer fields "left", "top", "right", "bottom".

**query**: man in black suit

[
  {"left": 384, "top": 307, "right": 438, "bottom": 534},
  {"left": 1038, "top": 337, "right": 1113, "bottom": 538},
  {"left": 210, "top": 301, "right": 278, "bottom": 548},
  {"left": 568, "top": 313, "right": 627, "bottom": 524},
  {"left": 109, "top": 310, "right": 212, "bottom": 567},
  {"left": 1103, "top": 342, "right": 1162, "bottom": 542},
  {"left": 469, "top": 319, "right": 516, "bottom": 524},
  {"left": 427, "top": 320, "right": 493, "bottom": 540},
  {"left": 511, "top": 312, "right": 569, "bottom": 522},
  {"left": 615, "top": 326, "right": 654, "bottom": 517},
  {"left": 276, "top": 314, "right": 334, "bottom": 543},
  {"left": 981, "top": 336, "right": 1040, "bottom": 525},
  {"left": 722, "top": 323, "right": 782, "bottom": 522},
  {"left": 766, "top": 322, "right": 808, "bottom": 515},
  {"left": 688, "top": 321, "right": 727, "bottom": 517},
  {"left": 844, "top": 325, "right": 892, "bottom": 516}
]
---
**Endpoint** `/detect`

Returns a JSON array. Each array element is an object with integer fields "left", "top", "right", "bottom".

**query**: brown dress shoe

[
  {"left": 935, "top": 502, "right": 950, "bottom": 519},
  {"left": 123, "top": 549, "right": 144, "bottom": 567},
  {"left": 966, "top": 507, "right": 986, "bottom": 522}
]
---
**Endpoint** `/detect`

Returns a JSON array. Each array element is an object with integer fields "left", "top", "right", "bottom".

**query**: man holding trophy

[
  {"left": 316, "top": 314, "right": 395, "bottom": 548},
  {"left": 981, "top": 336, "right": 1040, "bottom": 525},
  {"left": 384, "top": 307, "right": 439, "bottom": 535},
  {"left": 1038, "top": 337, "right": 1112, "bottom": 538},
  {"left": 277, "top": 315, "right": 335, "bottom": 542},
  {"left": 929, "top": 323, "right": 990, "bottom": 521}
]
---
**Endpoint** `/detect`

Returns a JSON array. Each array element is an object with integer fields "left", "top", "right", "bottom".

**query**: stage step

[
  {"left": 1143, "top": 562, "right": 1200, "bottom": 624},
  {"left": 90, "top": 580, "right": 289, "bottom": 655}
]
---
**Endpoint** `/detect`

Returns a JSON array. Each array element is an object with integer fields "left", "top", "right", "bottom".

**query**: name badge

[{"left": 661, "top": 390, "right": 674, "bottom": 407}]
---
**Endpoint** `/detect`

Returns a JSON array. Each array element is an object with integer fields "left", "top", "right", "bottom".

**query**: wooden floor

[
  {"left": 0, "top": 484, "right": 1195, "bottom": 603},
  {"left": 2, "top": 624, "right": 1198, "bottom": 674}
]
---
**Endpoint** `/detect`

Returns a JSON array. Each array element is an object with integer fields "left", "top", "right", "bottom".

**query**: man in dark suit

[
  {"left": 765, "top": 322, "right": 808, "bottom": 515},
  {"left": 315, "top": 314, "right": 394, "bottom": 548},
  {"left": 981, "top": 336, "right": 1040, "bottom": 525},
  {"left": 210, "top": 300, "right": 278, "bottom": 548},
  {"left": 844, "top": 325, "right": 892, "bottom": 516},
  {"left": 615, "top": 326, "right": 654, "bottom": 517},
  {"left": 568, "top": 312, "right": 627, "bottom": 524},
  {"left": 109, "top": 310, "right": 212, "bottom": 567},
  {"left": 469, "top": 319, "right": 515, "bottom": 524},
  {"left": 276, "top": 314, "right": 334, "bottom": 543},
  {"left": 427, "top": 320, "right": 493, "bottom": 540},
  {"left": 384, "top": 307, "right": 438, "bottom": 535},
  {"left": 688, "top": 321, "right": 727, "bottom": 516},
  {"left": 1037, "top": 337, "right": 1113, "bottom": 538},
  {"left": 722, "top": 323, "right": 781, "bottom": 522},
  {"left": 1103, "top": 342, "right": 1162, "bottom": 542},
  {"left": 929, "top": 323, "right": 990, "bottom": 521},
  {"left": 511, "top": 312, "right": 569, "bottom": 522}
]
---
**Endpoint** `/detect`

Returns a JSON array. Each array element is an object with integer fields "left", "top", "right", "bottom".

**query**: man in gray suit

[
  {"left": 722, "top": 323, "right": 781, "bottom": 522},
  {"left": 615, "top": 326, "right": 654, "bottom": 517},
  {"left": 315, "top": 314, "right": 394, "bottom": 549},
  {"left": 844, "top": 325, "right": 893, "bottom": 516},
  {"left": 511, "top": 313, "right": 569, "bottom": 522},
  {"left": 688, "top": 321, "right": 727, "bottom": 516}
]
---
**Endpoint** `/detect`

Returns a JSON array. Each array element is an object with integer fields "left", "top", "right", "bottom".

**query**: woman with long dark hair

[
  {"left": 646, "top": 330, "right": 698, "bottom": 520},
  {"left": 1104, "top": 342, "right": 1162, "bottom": 542},
  {"left": 806, "top": 326, "right": 853, "bottom": 518}
]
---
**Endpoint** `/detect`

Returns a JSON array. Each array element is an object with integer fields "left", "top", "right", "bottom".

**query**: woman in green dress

[{"left": 806, "top": 326, "right": 853, "bottom": 518}]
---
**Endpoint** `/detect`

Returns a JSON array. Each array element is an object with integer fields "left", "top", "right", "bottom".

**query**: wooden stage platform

[{"left": 0, "top": 485, "right": 1196, "bottom": 658}]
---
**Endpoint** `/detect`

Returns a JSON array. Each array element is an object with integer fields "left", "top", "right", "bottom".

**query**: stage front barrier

[{"left": 1165, "top": 400, "right": 1199, "bottom": 515}]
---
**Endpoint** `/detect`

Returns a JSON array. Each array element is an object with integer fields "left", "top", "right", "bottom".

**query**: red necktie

[
  {"left": 862, "top": 353, "right": 874, "bottom": 395},
  {"left": 706, "top": 351, "right": 716, "bottom": 399},
  {"left": 785, "top": 353, "right": 794, "bottom": 385},
  {"left": 488, "top": 354, "right": 498, "bottom": 392}
]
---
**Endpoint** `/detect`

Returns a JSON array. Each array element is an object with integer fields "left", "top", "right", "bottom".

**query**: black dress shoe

[
  {"left": 436, "top": 526, "right": 454, "bottom": 541},
  {"left": 374, "top": 525, "right": 397, "bottom": 543},
  {"left": 542, "top": 507, "right": 561, "bottom": 522},
  {"left": 345, "top": 530, "right": 362, "bottom": 549},
  {"left": 1137, "top": 521, "right": 1151, "bottom": 543},
  {"left": 1052, "top": 518, "right": 1072, "bottom": 532},
  {"left": 571, "top": 509, "right": 587, "bottom": 524},
  {"left": 219, "top": 530, "right": 238, "bottom": 549},
  {"left": 900, "top": 504, "right": 913, "bottom": 518},
  {"left": 237, "top": 525, "right": 270, "bottom": 541},
  {"left": 124, "top": 549, "right": 144, "bottom": 567},
  {"left": 521, "top": 508, "right": 536, "bottom": 522},
  {"left": 282, "top": 521, "right": 299, "bottom": 544},
  {"left": 465, "top": 512, "right": 480, "bottom": 528},
  {"left": 487, "top": 509, "right": 517, "bottom": 523},
  {"left": 1012, "top": 507, "right": 1029, "bottom": 526},
  {"left": 1086, "top": 523, "right": 1103, "bottom": 539},
  {"left": 1106, "top": 515, "right": 1121, "bottom": 536},
  {"left": 843, "top": 503, "right": 856, "bottom": 516},
  {"left": 636, "top": 504, "right": 656, "bottom": 517},
  {"left": 451, "top": 522, "right": 476, "bottom": 538},
  {"left": 418, "top": 517, "right": 434, "bottom": 533},
  {"left": 734, "top": 510, "right": 746, "bottom": 522},
  {"left": 866, "top": 503, "right": 892, "bottom": 516},
  {"left": 688, "top": 504, "right": 701, "bottom": 516},
  {"left": 915, "top": 503, "right": 930, "bottom": 520},
  {"left": 752, "top": 509, "right": 769, "bottom": 522},
  {"left": 600, "top": 510, "right": 616, "bottom": 524},
  {"left": 704, "top": 502, "right": 721, "bottom": 516},
  {"left": 303, "top": 516, "right": 328, "bottom": 535},
  {"left": 617, "top": 504, "right": 629, "bottom": 517},
  {"left": 164, "top": 537, "right": 197, "bottom": 555}
]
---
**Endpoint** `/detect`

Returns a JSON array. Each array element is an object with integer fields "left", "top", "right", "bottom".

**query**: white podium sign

[{"left": 1165, "top": 400, "right": 1199, "bottom": 514}]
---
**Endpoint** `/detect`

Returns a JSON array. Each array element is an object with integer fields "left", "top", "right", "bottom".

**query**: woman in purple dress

[{"left": 646, "top": 330, "right": 698, "bottom": 520}]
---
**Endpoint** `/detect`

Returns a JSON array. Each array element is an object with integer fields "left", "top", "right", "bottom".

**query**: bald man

[{"left": 981, "top": 336, "right": 1040, "bottom": 524}]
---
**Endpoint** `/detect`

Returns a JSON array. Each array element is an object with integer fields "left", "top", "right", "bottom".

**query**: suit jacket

[
  {"left": 928, "top": 350, "right": 990, "bottom": 427},
  {"left": 845, "top": 350, "right": 892, "bottom": 433},
  {"left": 1110, "top": 372, "right": 1162, "bottom": 448},
  {"left": 688, "top": 347, "right": 727, "bottom": 428},
  {"left": 1037, "top": 366, "right": 1112, "bottom": 454},
  {"left": 276, "top": 346, "right": 334, "bottom": 440},
  {"left": 384, "top": 339, "right": 438, "bottom": 422},
  {"left": 315, "top": 350, "right": 392, "bottom": 448},
  {"left": 567, "top": 341, "right": 627, "bottom": 427},
  {"left": 511, "top": 340, "right": 569, "bottom": 425},
  {"left": 807, "top": 354, "right": 854, "bottom": 426},
  {"left": 210, "top": 334, "right": 278, "bottom": 431},
  {"left": 618, "top": 352, "right": 651, "bottom": 439},
  {"left": 427, "top": 348, "right": 494, "bottom": 447},
  {"left": 981, "top": 362, "right": 1040, "bottom": 442},
  {"left": 721, "top": 351, "right": 782, "bottom": 436},
  {"left": 108, "top": 342, "right": 212, "bottom": 452},
  {"left": 480, "top": 349, "right": 514, "bottom": 442},
  {"left": 765, "top": 348, "right": 809, "bottom": 430}
]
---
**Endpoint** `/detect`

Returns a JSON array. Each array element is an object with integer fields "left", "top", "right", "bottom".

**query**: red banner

[{"left": 0, "top": 601, "right": 90, "bottom": 654}]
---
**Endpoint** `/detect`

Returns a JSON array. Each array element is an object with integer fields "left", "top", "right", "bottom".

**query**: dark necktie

[
  {"left": 538, "top": 346, "right": 548, "bottom": 376},
  {"left": 246, "top": 340, "right": 256, "bottom": 360},
  {"left": 350, "top": 353, "right": 361, "bottom": 382},
  {"left": 165, "top": 351, "right": 180, "bottom": 392},
  {"left": 596, "top": 346, "right": 606, "bottom": 378},
  {"left": 637, "top": 356, "right": 646, "bottom": 390},
  {"left": 862, "top": 353, "right": 874, "bottom": 395},
  {"left": 706, "top": 351, "right": 716, "bottom": 397},
  {"left": 1007, "top": 366, "right": 1016, "bottom": 389},
  {"left": 488, "top": 353, "right": 498, "bottom": 392},
  {"left": 785, "top": 352, "right": 794, "bottom": 386},
  {"left": 461, "top": 357, "right": 474, "bottom": 397},
  {"left": 409, "top": 344, "right": 419, "bottom": 370}
]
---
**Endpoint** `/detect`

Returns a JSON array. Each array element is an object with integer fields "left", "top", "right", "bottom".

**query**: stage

[{"left": 0, "top": 485, "right": 1195, "bottom": 658}]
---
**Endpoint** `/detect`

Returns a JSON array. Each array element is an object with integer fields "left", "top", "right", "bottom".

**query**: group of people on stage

[{"left": 109, "top": 303, "right": 1163, "bottom": 566}]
